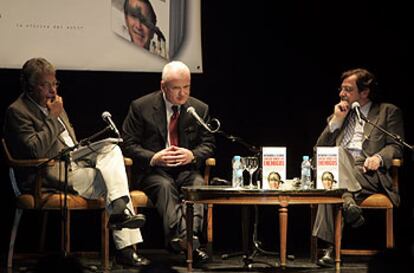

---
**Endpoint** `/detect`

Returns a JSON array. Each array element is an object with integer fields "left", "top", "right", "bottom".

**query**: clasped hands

[{"left": 151, "top": 145, "right": 194, "bottom": 167}]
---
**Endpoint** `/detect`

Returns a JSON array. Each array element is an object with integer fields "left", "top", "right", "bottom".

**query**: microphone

[
  {"left": 351, "top": 102, "right": 364, "bottom": 125},
  {"left": 186, "top": 106, "right": 213, "bottom": 133},
  {"left": 101, "top": 111, "right": 120, "bottom": 137}
]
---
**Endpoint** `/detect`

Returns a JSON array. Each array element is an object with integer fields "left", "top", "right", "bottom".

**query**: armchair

[{"left": 2, "top": 138, "right": 110, "bottom": 270}]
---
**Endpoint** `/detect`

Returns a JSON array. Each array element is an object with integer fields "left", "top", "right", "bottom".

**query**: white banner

[{"left": 0, "top": 0, "right": 202, "bottom": 72}]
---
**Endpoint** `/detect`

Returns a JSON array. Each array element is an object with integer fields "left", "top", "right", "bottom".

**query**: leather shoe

[
  {"left": 109, "top": 209, "right": 146, "bottom": 230},
  {"left": 169, "top": 235, "right": 200, "bottom": 253},
  {"left": 316, "top": 245, "right": 334, "bottom": 268},
  {"left": 192, "top": 248, "right": 210, "bottom": 265},
  {"left": 115, "top": 247, "right": 150, "bottom": 267},
  {"left": 343, "top": 199, "right": 365, "bottom": 228}
]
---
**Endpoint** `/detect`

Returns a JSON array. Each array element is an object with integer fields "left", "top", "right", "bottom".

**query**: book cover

[
  {"left": 111, "top": 0, "right": 185, "bottom": 60},
  {"left": 262, "top": 147, "right": 287, "bottom": 190},
  {"left": 316, "top": 147, "right": 339, "bottom": 190}
]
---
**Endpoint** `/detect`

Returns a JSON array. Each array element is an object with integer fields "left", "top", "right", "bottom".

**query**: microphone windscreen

[
  {"left": 102, "top": 111, "right": 111, "bottom": 119},
  {"left": 351, "top": 102, "right": 361, "bottom": 109}
]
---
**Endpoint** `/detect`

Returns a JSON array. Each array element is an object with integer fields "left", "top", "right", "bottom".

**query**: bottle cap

[
  {"left": 303, "top": 155, "right": 309, "bottom": 161},
  {"left": 233, "top": 155, "right": 241, "bottom": 160}
]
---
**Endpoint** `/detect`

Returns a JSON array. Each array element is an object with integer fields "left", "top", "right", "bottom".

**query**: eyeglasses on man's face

[
  {"left": 37, "top": 80, "right": 60, "bottom": 90},
  {"left": 166, "top": 84, "right": 190, "bottom": 93},
  {"left": 338, "top": 86, "right": 354, "bottom": 92}
]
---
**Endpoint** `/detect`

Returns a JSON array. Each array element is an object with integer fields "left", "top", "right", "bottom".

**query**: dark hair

[
  {"left": 321, "top": 171, "right": 337, "bottom": 183},
  {"left": 341, "top": 68, "right": 377, "bottom": 94},
  {"left": 124, "top": 0, "right": 157, "bottom": 26},
  {"left": 268, "top": 171, "right": 283, "bottom": 183},
  {"left": 20, "top": 57, "right": 55, "bottom": 93}
]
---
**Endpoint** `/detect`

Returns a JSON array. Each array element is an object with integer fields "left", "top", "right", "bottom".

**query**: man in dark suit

[
  {"left": 313, "top": 68, "right": 404, "bottom": 267},
  {"left": 122, "top": 61, "right": 215, "bottom": 264},
  {"left": 3, "top": 58, "right": 149, "bottom": 268}
]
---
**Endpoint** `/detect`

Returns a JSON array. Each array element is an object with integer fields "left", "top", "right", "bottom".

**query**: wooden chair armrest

[
  {"left": 124, "top": 157, "right": 133, "bottom": 187},
  {"left": 391, "top": 158, "right": 402, "bottom": 193},
  {"left": 124, "top": 157, "right": 133, "bottom": 167},
  {"left": 204, "top": 158, "right": 216, "bottom": 185},
  {"left": 205, "top": 158, "right": 216, "bottom": 167},
  {"left": 392, "top": 158, "right": 401, "bottom": 167}
]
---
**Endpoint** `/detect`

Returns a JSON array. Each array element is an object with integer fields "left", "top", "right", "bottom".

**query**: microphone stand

[
  {"left": 215, "top": 129, "right": 294, "bottom": 268},
  {"left": 361, "top": 115, "right": 413, "bottom": 151},
  {"left": 37, "top": 125, "right": 113, "bottom": 257}
]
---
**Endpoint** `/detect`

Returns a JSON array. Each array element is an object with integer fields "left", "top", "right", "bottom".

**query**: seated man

[
  {"left": 122, "top": 61, "right": 215, "bottom": 265},
  {"left": 312, "top": 68, "right": 404, "bottom": 267},
  {"left": 3, "top": 57, "right": 149, "bottom": 268}
]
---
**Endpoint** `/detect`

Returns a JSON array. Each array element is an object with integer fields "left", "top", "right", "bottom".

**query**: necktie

[
  {"left": 169, "top": 106, "right": 179, "bottom": 146},
  {"left": 340, "top": 111, "right": 356, "bottom": 147}
]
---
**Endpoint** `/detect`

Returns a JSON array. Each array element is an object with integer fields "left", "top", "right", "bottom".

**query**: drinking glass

[{"left": 244, "top": 156, "right": 259, "bottom": 189}]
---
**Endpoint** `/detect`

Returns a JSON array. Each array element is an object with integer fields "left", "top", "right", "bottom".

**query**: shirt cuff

[{"left": 374, "top": 154, "right": 384, "bottom": 167}]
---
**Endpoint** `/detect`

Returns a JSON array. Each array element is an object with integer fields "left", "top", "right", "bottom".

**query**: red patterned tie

[{"left": 169, "top": 106, "right": 179, "bottom": 146}]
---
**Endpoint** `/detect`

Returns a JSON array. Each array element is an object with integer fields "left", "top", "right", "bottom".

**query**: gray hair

[
  {"left": 21, "top": 58, "right": 55, "bottom": 92},
  {"left": 161, "top": 61, "right": 190, "bottom": 82}
]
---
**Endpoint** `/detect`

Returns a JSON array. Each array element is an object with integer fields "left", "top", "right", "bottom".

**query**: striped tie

[{"left": 341, "top": 111, "right": 356, "bottom": 148}]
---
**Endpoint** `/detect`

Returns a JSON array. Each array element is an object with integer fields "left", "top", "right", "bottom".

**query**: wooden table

[{"left": 182, "top": 186, "right": 345, "bottom": 272}]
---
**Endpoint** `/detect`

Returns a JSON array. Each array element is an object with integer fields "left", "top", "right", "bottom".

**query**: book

[
  {"left": 111, "top": 0, "right": 185, "bottom": 60},
  {"left": 316, "top": 147, "right": 339, "bottom": 190},
  {"left": 71, "top": 138, "right": 123, "bottom": 162},
  {"left": 262, "top": 147, "right": 287, "bottom": 190}
]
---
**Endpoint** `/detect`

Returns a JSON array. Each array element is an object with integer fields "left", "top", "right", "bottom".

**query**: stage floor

[{"left": 4, "top": 249, "right": 378, "bottom": 273}]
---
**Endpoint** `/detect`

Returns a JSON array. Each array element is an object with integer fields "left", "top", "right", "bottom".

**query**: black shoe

[
  {"left": 193, "top": 248, "right": 210, "bottom": 266},
  {"left": 343, "top": 199, "right": 365, "bottom": 228},
  {"left": 316, "top": 245, "right": 334, "bottom": 268},
  {"left": 109, "top": 209, "right": 146, "bottom": 230},
  {"left": 115, "top": 247, "right": 150, "bottom": 267},
  {"left": 169, "top": 235, "right": 201, "bottom": 253}
]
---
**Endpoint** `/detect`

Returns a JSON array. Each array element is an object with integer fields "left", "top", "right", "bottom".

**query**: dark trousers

[
  {"left": 138, "top": 168, "right": 205, "bottom": 245},
  {"left": 312, "top": 147, "right": 386, "bottom": 244}
]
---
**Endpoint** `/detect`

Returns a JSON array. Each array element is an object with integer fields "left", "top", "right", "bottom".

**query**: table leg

[
  {"left": 207, "top": 204, "right": 213, "bottom": 256},
  {"left": 279, "top": 206, "right": 288, "bottom": 268},
  {"left": 186, "top": 202, "right": 194, "bottom": 272},
  {"left": 334, "top": 204, "right": 342, "bottom": 270}
]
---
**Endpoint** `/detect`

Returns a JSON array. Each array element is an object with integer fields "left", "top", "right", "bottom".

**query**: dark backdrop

[{"left": 1, "top": 0, "right": 413, "bottom": 262}]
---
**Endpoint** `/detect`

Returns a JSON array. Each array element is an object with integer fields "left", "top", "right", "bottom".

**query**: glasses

[
  {"left": 338, "top": 86, "right": 354, "bottom": 92},
  {"left": 166, "top": 84, "right": 190, "bottom": 93},
  {"left": 38, "top": 80, "right": 60, "bottom": 90}
]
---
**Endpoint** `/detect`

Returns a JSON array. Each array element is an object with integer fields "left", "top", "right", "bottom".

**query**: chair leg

[
  {"left": 386, "top": 208, "right": 394, "bottom": 248},
  {"left": 310, "top": 205, "right": 318, "bottom": 262},
  {"left": 101, "top": 210, "right": 110, "bottom": 270},
  {"left": 61, "top": 211, "right": 71, "bottom": 253},
  {"left": 8, "top": 208, "right": 23, "bottom": 268},
  {"left": 207, "top": 204, "right": 213, "bottom": 255},
  {"left": 39, "top": 211, "right": 49, "bottom": 252}
]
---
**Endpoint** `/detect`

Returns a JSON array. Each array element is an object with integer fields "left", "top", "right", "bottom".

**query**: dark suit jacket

[
  {"left": 122, "top": 91, "right": 215, "bottom": 182},
  {"left": 315, "top": 102, "right": 404, "bottom": 205},
  {"left": 3, "top": 93, "right": 77, "bottom": 192}
]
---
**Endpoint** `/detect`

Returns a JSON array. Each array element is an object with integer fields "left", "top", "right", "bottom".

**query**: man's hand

[
  {"left": 333, "top": 100, "right": 350, "bottom": 120},
  {"left": 329, "top": 100, "right": 350, "bottom": 128},
  {"left": 47, "top": 95, "right": 63, "bottom": 118},
  {"left": 151, "top": 146, "right": 194, "bottom": 167},
  {"left": 362, "top": 155, "right": 382, "bottom": 172}
]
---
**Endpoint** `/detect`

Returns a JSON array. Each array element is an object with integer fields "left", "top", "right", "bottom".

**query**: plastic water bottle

[
  {"left": 301, "top": 155, "right": 312, "bottom": 189},
  {"left": 232, "top": 155, "right": 244, "bottom": 188}
]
